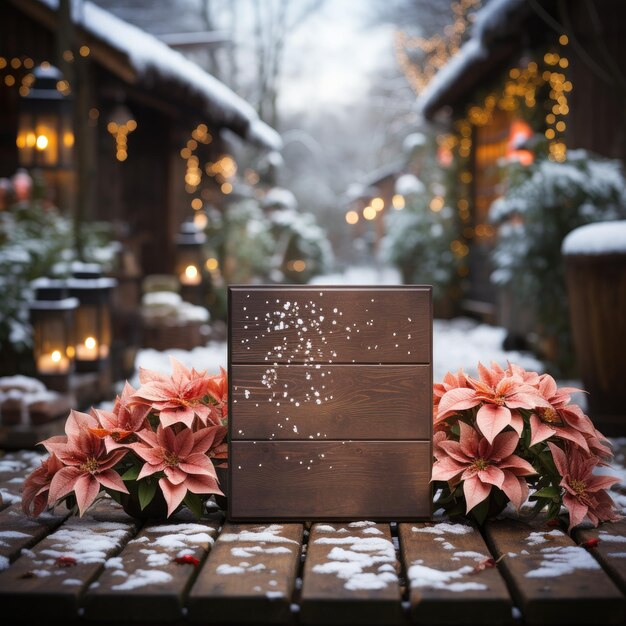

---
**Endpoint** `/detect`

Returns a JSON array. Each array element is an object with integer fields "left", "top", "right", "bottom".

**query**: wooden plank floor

[{"left": 0, "top": 450, "right": 625, "bottom": 624}]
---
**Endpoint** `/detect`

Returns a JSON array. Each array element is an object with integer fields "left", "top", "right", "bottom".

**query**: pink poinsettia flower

[
  {"left": 22, "top": 453, "right": 64, "bottom": 517},
  {"left": 132, "top": 357, "right": 221, "bottom": 428},
  {"left": 90, "top": 382, "right": 150, "bottom": 451},
  {"left": 432, "top": 421, "right": 536, "bottom": 513},
  {"left": 205, "top": 367, "right": 228, "bottom": 423},
  {"left": 505, "top": 362, "right": 542, "bottom": 386},
  {"left": 529, "top": 374, "right": 594, "bottom": 450},
  {"left": 133, "top": 424, "right": 223, "bottom": 516},
  {"left": 548, "top": 442, "right": 621, "bottom": 531},
  {"left": 43, "top": 410, "right": 129, "bottom": 515}
]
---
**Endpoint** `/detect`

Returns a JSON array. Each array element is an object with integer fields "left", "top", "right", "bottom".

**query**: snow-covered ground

[
  {"left": 132, "top": 265, "right": 544, "bottom": 383},
  {"left": 132, "top": 319, "right": 543, "bottom": 385}
]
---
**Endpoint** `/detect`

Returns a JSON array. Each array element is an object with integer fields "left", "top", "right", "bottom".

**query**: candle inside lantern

[
  {"left": 180, "top": 264, "right": 201, "bottom": 285},
  {"left": 37, "top": 349, "right": 70, "bottom": 374},
  {"left": 76, "top": 336, "right": 99, "bottom": 360}
]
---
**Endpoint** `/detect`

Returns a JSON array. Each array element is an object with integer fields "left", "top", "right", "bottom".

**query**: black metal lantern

[
  {"left": 175, "top": 222, "right": 206, "bottom": 287},
  {"left": 16, "top": 64, "right": 73, "bottom": 169},
  {"left": 66, "top": 263, "right": 116, "bottom": 372},
  {"left": 29, "top": 279, "right": 78, "bottom": 392}
]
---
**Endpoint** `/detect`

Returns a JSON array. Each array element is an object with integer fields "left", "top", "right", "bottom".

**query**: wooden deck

[{"left": 0, "top": 450, "right": 625, "bottom": 625}]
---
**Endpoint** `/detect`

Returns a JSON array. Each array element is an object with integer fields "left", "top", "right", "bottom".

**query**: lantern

[
  {"left": 66, "top": 264, "right": 116, "bottom": 372},
  {"left": 29, "top": 279, "right": 78, "bottom": 392},
  {"left": 16, "top": 65, "right": 73, "bottom": 169},
  {"left": 175, "top": 222, "right": 206, "bottom": 287}
]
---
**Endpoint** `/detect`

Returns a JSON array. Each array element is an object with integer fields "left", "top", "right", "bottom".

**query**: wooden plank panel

[
  {"left": 0, "top": 511, "right": 138, "bottom": 620},
  {"left": 187, "top": 522, "right": 302, "bottom": 624},
  {"left": 229, "top": 441, "right": 431, "bottom": 521},
  {"left": 0, "top": 504, "right": 68, "bottom": 565},
  {"left": 230, "top": 286, "right": 431, "bottom": 364},
  {"left": 231, "top": 364, "right": 431, "bottom": 440},
  {"left": 300, "top": 521, "right": 403, "bottom": 625},
  {"left": 484, "top": 519, "right": 625, "bottom": 625},
  {"left": 399, "top": 521, "right": 512, "bottom": 625},
  {"left": 574, "top": 519, "right": 626, "bottom": 595},
  {"left": 83, "top": 515, "right": 220, "bottom": 622}
]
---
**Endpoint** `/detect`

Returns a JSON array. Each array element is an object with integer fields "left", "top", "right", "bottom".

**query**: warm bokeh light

[
  {"left": 221, "top": 182, "right": 233, "bottom": 194},
  {"left": 191, "top": 198, "right": 203, "bottom": 210},
  {"left": 35, "top": 134, "right": 49, "bottom": 150},
  {"left": 51, "top": 350, "right": 62, "bottom": 363},
  {"left": 345, "top": 210, "right": 359, "bottom": 225},
  {"left": 84, "top": 337, "right": 97, "bottom": 350},
  {"left": 429, "top": 196, "right": 444, "bottom": 212},
  {"left": 205, "top": 257, "right": 219, "bottom": 271},
  {"left": 371, "top": 197, "right": 384, "bottom": 211},
  {"left": 363, "top": 205, "right": 376, "bottom": 220},
  {"left": 193, "top": 212, "right": 208, "bottom": 229},
  {"left": 292, "top": 260, "right": 306, "bottom": 272},
  {"left": 392, "top": 194, "right": 405, "bottom": 210},
  {"left": 185, "top": 265, "right": 199, "bottom": 280}
]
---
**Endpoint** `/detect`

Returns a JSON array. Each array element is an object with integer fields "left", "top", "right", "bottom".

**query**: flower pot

[
  {"left": 118, "top": 489, "right": 169, "bottom": 520},
  {"left": 563, "top": 222, "right": 626, "bottom": 436}
]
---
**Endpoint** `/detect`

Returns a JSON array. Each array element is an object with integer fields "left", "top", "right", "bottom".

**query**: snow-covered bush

[
  {"left": 490, "top": 150, "right": 626, "bottom": 373},
  {"left": 268, "top": 208, "right": 333, "bottom": 284},
  {"left": 0, "top": 201, "right": 114, "bottom": 356},
  {"left": 382, "top": 180, "right": 458, "bottom": 297}
]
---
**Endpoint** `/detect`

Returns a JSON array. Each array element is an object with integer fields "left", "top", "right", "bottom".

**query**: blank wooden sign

[{"left": 228, "top": 286, "right": 432, "bottom": 521}]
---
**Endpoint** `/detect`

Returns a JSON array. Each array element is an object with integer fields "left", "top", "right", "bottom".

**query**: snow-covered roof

[
  {"left": 417, "top": 0, "right": 531, "bottom": 119},
  {"left": 562, "top": 221, "right": 626, "bottom": 256},
  {"left": 29, "top": 0, "right": 281, "bottom": 151}
]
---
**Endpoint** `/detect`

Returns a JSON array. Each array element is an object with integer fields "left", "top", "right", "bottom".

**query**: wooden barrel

[{"left": 563, "top": 221, "right": 626, "bottom": 436}]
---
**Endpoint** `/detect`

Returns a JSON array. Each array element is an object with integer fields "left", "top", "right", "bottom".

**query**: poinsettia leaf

[
  {"left": 183, "top": 492, "right": 203, "bottom": 519},
  {"left": 121, "top": 465, "right": 141, "bottom": 481},
  {"left": 533, "top": 486, "right": 561, "bottom": 500},
  {"left": 138, "top": 478, "right": 157, "bottom": 510}
]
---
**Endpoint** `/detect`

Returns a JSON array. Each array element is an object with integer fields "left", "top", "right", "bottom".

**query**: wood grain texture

[
  {"left": 484, "top": 518, "right": 625, "bottom": 625},
  {"left": 300, "top": 522, "right": 403, "bottom": 625},
  {"left": 0, "top": 504, "right": 68, "bottom": 564},
  {"left": 83, "top": 514, "right": 220, "bottom": 622},
  {"left": 230, "top": 286, "right": 432, "bottom": 364},
  {"left": 229, "top": 441, "right": 432, "bottom": 521},
  {"left": 574, "top": 519, "right": 626, "bottom": 595},
  {"left": 187, "top": 522, "right": 302, "bottom": 624},
  {"left": 0, "top": 510, "right": 138, "bottom": 620},
  {"left": 231, "top": 364, "right": 431, "bottom": 441},
  {"left": 399, "top": 521, "right": 511, "bottom": 625}
]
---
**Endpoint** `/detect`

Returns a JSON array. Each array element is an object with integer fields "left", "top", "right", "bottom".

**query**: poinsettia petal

[
  {"left": 96, "top": 469, "right": 129, "bottom": 494},
  {"left": 586, "top": 473, "right": 621, "bottom": 492},
  {"left": 73, "top": 474, "right": 102, "bottom": 516},
  {"left": 498, "top": 454, "right": 536, "bottom": 476},
  {"left": 179, "top": 453, "right": 215, "bottom": 476},
  {"left": 490, "top": 430, "right": 520, "bottom": 461},
  {"left": 563, "top": 492, "right": 588, "bottom": 531},
  {"left": 47, "top": 466, "right": 81, "bottom": 503},
  {"left": 529, "top": 414, "right": 556, "bottom": 447},
  {"left": 164, "top": 466, "right": 187, "bottom": 485},
  {"left": 548, "top": 443, "right": 568, "bottom": 477},
  {"left": 478, "top": 465, "right": 505, "bottom": 489},
  {"left": 437, "top": 440, "right": 471, "bottom": 464},
  {"left": 509, "top": 411, "right": 524, "bottom": 436},
  {"left": 437, "top": 388, "right": 480, "bottom": 420},
  {"left": 137, "top": 460, "right": 166, "bottom": 480},
  {"left": 159, "top": 477, "right": 187, "bottom": 517},
  {"left": 463, "top": 475, "right": 492, "bottom": 513},
  {"left": 185, "top": 473, "right": 222, "bottom": 495},
  {"left": 501, "top": 472, "right": 528, "bottom": 510},
  {"left": 552, "top": 426, "right": 590, "bottom": 453},
  {"left": 138, "top": 367, "right": 171, "bottom": 386},
  {"left": 431, "top": 457, "right": 466, "bottom": 482},
  {"left": 476, "top": 404, "right": 511, "bottom": 444},
  {"left": 159, "top": 407, "right": 195, "bottom": 429}
]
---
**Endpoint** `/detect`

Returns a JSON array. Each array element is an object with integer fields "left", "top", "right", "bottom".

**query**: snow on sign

[{"left": 228, "top": 286, "right": 433, "bottom": 521}]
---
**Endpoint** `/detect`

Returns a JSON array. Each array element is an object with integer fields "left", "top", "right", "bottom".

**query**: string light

[
  {"left": 395, "top": 0, "right": 482, "bottom": 94},
  {"left": 345, "top": 210, "right": 359, "bottom": 224},
  {"left": 107, "top": 117, "right": 136, "bottom": 162}
]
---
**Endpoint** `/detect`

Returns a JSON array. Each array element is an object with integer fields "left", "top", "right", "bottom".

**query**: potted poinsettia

[
  {"left": 432, "top": 362, "right": 621, "bottom": 530},
  {"left": 22, "top": 358, "right": 228, "bottom": 519}
]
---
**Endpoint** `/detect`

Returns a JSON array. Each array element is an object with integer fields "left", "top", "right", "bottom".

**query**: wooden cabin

[
  {"left": 417, "top": 0, "right": 626, "bottom": 323},
  {"left": 0, "top": 0, "right": 280, "bottom": 276}
]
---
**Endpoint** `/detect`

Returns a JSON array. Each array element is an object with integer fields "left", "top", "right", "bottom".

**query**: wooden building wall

[{"left": 565, "top": 0, "right": 626, "bottom": 163}]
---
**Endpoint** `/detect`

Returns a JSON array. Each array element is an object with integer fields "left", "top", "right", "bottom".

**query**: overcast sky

[{"left": 278, "top": 1, "right": 396, "bottom": 112}]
